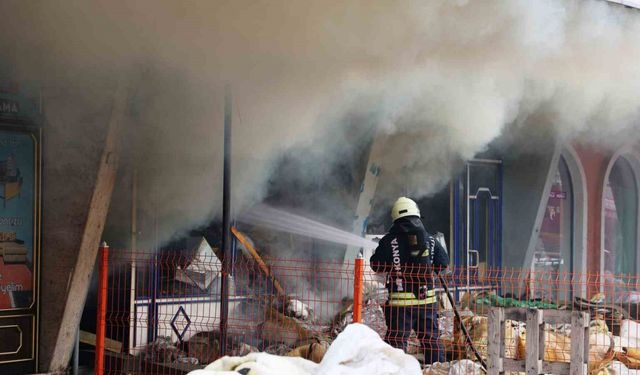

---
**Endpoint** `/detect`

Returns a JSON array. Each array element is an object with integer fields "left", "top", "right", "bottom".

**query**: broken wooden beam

[
  {"left": 231, "top": 227, "right": 286, "bottom": 296},
  {"left": 79, "top": 331, "right": 123, "bottom": 353},
  {"left": 48, "top": 76, "right": 133, "bottom": 373}
]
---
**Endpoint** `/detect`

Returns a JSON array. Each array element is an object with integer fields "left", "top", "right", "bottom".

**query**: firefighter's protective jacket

[{"left": 370, "top": 216, "right": 449, "bottom": 306}]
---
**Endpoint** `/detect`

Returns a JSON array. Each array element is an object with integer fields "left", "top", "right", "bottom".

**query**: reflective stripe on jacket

[{"left": 389, "top": 290, "right": 437, "bottom": 306}]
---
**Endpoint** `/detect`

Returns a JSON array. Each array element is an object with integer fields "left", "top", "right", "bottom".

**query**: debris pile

[
  {"left": 181, "top": 332, "right": 259, "bottom": 365},
  {"left": 441, "top": 292, "right": 640, "bottom": 374},
  {"left": 259, "top": 296, "right": 327, "bottom": 349},
  {"left": 455, "top": 316, "right": 526, "bottom": 361},
  {"left": 330, "top": 281, "right": 387, "bottom": 338},
  {"left": 142, "top": 336, "right": 192, "bottom": 364},
  {"left": 142, "top": 333, "right": 261, "bottom": 366},
  {"left": 423, "top": 360, "right": 483, "bottom": 375},
  {"left": 137, "top": 284, "right": 640, "bottom": 375},
  {"left": 141, "top": 231, "right": 640, "bottom": 374}
]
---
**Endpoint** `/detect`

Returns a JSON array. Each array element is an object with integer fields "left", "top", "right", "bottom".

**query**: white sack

[
  {"left": 424, "top": 360, "right": 483, "bottom": 375},
  {"left": 197, "top": 352, "right": 316, "bottom": 375},
  {"left": 422, "top": 362, "right": 450, "bottom": 375},
  {"left": 316, "top": 323, "right": 421, "bottom": 375},
  {"left": 448, "top": 360, "right": 484, "bottom": 375},
  {"left": 189, "top": 323, "right": 421, "bottom": 375},
  {"left": 604, "top": 361, "right": 640, "bottom": 375},
  {"left": 620, "top": 320, "right": 640, "bottom": 350}
]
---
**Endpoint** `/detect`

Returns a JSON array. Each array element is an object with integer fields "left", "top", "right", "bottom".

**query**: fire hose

[{"left": 437, "top": 272, "right": 488, "bottom": 371}]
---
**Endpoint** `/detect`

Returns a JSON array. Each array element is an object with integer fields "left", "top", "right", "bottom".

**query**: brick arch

[{"left": 573, "top": 145, "right": 612, "bottom": 296}]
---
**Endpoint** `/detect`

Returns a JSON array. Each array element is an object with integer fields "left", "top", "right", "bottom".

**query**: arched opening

[
  {"left": 603, "top": 156, "right": 639, "bottom": 276},
  {"left": 532, "top": 155, "right": 575, "bottom": 301}
]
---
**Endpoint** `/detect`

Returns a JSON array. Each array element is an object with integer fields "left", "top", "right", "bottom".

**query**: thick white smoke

[{"left": 1, "top": 0, "right": 640, "bottom": 247}]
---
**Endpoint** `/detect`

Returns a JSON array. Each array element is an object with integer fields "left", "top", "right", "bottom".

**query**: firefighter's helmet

[{"left": 391, "top": 197, "right": 420, "bottom": 221}]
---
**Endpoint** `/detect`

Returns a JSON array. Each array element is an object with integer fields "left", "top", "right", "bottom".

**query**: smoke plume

[{"left": 1, "top": 0, "right": 640, "bottom": 248}]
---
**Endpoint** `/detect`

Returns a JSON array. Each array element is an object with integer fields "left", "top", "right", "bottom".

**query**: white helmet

[{"left": 391, "top": 197, "right": 420, "bottom": 221}]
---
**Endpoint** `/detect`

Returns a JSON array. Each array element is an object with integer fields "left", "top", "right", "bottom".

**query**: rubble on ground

[
  {"left": 263, "top": 343, "right": 293, "bottom": 356},
  {"left": 188, "top": 332, "right": 260, "bottom": 362},
  {"left": 141, "top": 270, "right": 640, "bottom": 375},
  {"left": 259, "top": 296, "right": 328, "bottom": 349},
  {"left": 423, "top": 360, "right": 484, "bottom": 375},
  {"left": 183, "top": 334, "right": 218, "bottom": 364},
  {"left": 438, "top": 310, "right": 456, "bottom": 355},
  {"left": 140, "top": 332, "right": 261, "bottom": 366},
  {"left": 455, "top": 315, "right": 525, "bottom": 361},
  {"left": 330, "top": 280, "right": 387, "bottom": 338},
  {"left": 189, "top": 231, "right": 640, "bottom": 373},
  {"left": 142, "top": 336, "right": 192, "bottom": 364},
  {"left": 285, "top": 339, "right": 330, "bottom": 363},
  {"left": 330, "top": 297, "right": 386, "bottom": 339}
]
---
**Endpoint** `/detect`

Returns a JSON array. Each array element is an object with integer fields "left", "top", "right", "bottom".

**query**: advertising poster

[{"left": 0, "top": 130, "right": 35, "bottom": 310}]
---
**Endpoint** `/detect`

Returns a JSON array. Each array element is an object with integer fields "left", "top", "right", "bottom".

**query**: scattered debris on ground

[
  {"left": 142, "top": 336, "right": 192, "bottom": 364},
  {"left": 330, "top": 285, "right": 386, "bottom": 339},
  {"left": 137, "top": 288, "right": 640, "bottom": 375},
  {"left": 142, "top": 234, "right": 640, "bottom": 375}
]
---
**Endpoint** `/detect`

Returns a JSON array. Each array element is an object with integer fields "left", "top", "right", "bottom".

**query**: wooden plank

[
  {"left": 79, "top": 331, "right": 122, "bottom": 353},
  {"left": 570, "top": 311, "right": 588, "bottom": 375},
  {"left": 503, "top": 358, "right": 526, "bottom": 372},
  {"left": 231, "top": 227, "right": 286, "bottom": 296},
  {"left": 487, "top": 307, "right": 504, "bottom": 375},
  {"left": 526, "top": 309, "right": 543, "bottom": 375},
  {"left": 499, "top": 315, "right": 506, "bottom": 369},
  {"left": 538, "top": 312, "right": 545, "bottom": 372},
  {"left": 542, "top": 361, "right": 570, "bottom": 374},
  {"left": 49, "top": 76, "right": 132, "bottom": 373}
]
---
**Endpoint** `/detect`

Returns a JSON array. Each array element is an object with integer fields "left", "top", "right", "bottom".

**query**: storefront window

[
  {"left": 532, "top": 157, "right": 573, "bottom": 301},
  {"left": 604, "top": 157, "right": 638, "bottom": 276}
]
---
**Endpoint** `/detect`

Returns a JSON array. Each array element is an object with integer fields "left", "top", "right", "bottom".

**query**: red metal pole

[
  {"left": 353, "top": 254, "right": 364, "bottom": 323},
  {"left": 95, "top": 241, "right": 109, "bottom": 375}
]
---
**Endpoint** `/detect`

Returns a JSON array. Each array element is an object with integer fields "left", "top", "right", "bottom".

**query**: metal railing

[{"left": 94, "top": 244, "right": 640, "bottom": 374}]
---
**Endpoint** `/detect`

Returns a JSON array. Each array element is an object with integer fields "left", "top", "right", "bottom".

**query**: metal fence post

[
  {"left": 72, "top": 327, "right": 79, "bottom": 375},
  {"left": 353, "top": 254, "right": 364, "bottom": 323},
  {"left": 219, "top": 85, "right": 233, "bottom": 356},
  {"left": 95, "top": 241, "right": 109, "bottom": 375}
]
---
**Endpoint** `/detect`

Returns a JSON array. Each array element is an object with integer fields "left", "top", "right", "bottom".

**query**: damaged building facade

[
  {"left": 2, "top": 72, "right": 640, "bottom": 375},
  {"left": 1, "top": 1, "right": 640, "bottom": 373},
  {"left": 362, "top": 141, "right": 640, "bottom": 301}
]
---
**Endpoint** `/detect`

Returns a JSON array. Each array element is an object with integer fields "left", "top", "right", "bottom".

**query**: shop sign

[
  {"left": 0, "top": 99, "right": 19, "bottom": 115},
  {"left": 0, "top": 87, "right": 41, "bottom": 124},
  {"left": 549, "top": 191, "right": 567, "bottom": 199},
  {"left": 0, "top": 131, "right": 35, "bottom": 310}
]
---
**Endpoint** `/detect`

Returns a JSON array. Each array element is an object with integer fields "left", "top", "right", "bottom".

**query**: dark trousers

[{"left": 383, "top": 304, "right": 444, "bottom": 364}]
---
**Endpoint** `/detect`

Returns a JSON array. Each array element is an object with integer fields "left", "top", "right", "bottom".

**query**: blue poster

[{"left": 0, "top": 130, "right": 35, "bottom": 310}]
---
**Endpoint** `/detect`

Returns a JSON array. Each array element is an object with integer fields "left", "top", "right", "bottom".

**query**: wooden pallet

[{"left": 487, "top": 308, "right": 589, "bottom": 375}]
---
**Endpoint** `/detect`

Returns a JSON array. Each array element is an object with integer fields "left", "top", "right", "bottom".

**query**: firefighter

[{"left": 370, "top": 197, "right": 448, "bottom": 364}]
